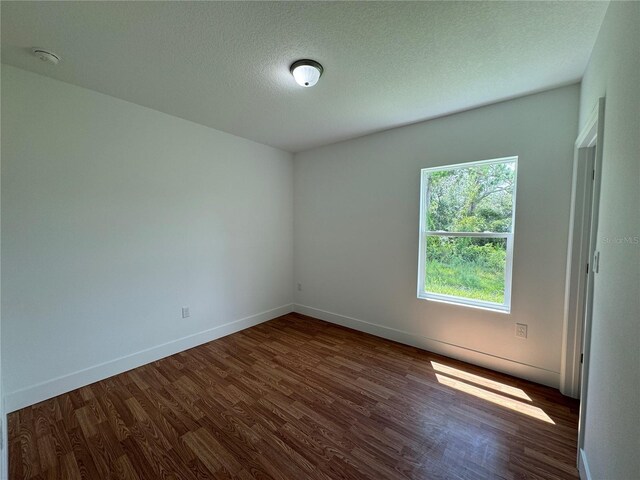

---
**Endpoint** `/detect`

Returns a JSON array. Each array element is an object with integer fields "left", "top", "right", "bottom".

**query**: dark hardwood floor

[{"left": 9, "top": 313, "right": 580, "bottom": 480}]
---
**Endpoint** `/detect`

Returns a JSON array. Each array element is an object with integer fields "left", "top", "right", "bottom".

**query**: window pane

[
  {"left": 425, "top": 236, "right": 507, "bottom": 304},
  {"left": 427, "top": 161, "right": 515, "bottom": 233}
]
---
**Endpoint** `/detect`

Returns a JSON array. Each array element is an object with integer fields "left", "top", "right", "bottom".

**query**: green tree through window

[{"left": 418, "top": 157, "right": 517, "bottom": 311}]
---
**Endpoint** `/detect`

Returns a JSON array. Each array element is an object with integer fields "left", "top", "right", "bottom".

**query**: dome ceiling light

[
  {"left": 32, "top": 48, "right": 61, "bottom": 65},
  {"left": 290, "top": 59, "right": 323, "bottom": 88}
]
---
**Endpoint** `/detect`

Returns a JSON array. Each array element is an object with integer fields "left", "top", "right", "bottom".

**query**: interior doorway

[{"left": 560, "top": 97, "right": 605, "bottom": 473}]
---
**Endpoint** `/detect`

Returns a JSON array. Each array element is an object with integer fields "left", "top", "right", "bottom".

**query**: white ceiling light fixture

[
  {"left": 290, "top": 59, "right": 323, "bottom": 88},
  {"left": 32, "top": 48, "right": 60, "bottom": 65}
]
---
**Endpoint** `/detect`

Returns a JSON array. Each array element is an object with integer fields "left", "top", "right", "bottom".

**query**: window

[{"left": 418, "top": 157, "right": 517, "bottom": 312}]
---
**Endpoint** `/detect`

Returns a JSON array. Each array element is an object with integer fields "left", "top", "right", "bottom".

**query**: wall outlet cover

[{"left": 515, "top": 323, "right": 528, "bottom": 338}]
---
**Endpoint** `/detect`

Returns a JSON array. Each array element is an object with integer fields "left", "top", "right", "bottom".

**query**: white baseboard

[
  {"left": 5, "top": 304, "right": 293, "bottom": 413},
  {"left": 578, "top": 448, "right": 592, "bottom": 480},
  {"left": 294, "top": 304, "right": 560, "bottom": 388}
]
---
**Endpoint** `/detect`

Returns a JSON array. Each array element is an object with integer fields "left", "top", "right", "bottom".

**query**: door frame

[
  {"left": 560, "top": 98, "right": 604, "bottom": 399},
  {"left": 560, "top": 97, "right": 605, "bottom": 465}
]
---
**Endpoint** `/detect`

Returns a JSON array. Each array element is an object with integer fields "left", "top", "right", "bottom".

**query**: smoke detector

[{"left": 32, "top": 48, "right": 60, "bottom": 65}]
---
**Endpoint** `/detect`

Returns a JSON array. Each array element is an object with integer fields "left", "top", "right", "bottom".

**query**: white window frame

[{"left": 417, "top": 156, "right": 518, "bottom": 313}]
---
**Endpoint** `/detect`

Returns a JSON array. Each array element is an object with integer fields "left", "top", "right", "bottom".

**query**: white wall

[
  {"left": 578, "top": 3, "right": 640, "bottom": 479},
  {"left": 1, "top": 65, "right": 294, "bottom": 411},
  {"left": 0, "top": 61, "right": 5, "bottom": 480},
  {"left": 294, "top": 85, "right": 579, "bottom": 387}
]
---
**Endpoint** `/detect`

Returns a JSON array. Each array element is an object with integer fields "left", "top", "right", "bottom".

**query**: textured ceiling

[{"left": 1, "top": 1, "right": 608, "bottom": 152}]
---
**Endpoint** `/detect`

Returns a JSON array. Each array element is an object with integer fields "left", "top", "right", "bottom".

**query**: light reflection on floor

[
  {"left": 430, "top": 361, "right": 532, "bottom": 401},
  {"left": 433, "top": 365, "right": 555, "bottom": 424}
]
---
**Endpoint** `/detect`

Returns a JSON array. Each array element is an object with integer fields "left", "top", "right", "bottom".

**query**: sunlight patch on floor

[
  {"left": 435, "top": 373, "right": 555, "bottom": 424},
  {"left": 430, "top": 361, "right": 531, "bottom": 401}
]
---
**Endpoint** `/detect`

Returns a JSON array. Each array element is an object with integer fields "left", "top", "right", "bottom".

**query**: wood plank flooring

[{"left": 8, "top": 313, "right": 580, "bottom": 479}]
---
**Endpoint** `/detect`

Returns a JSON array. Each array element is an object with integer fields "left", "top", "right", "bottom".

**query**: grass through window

[{"left": 425, "top": 236, "right": 506, "bottom": 304}]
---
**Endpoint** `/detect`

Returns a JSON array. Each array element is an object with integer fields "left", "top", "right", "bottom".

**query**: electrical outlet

[
  {"left": 182, "top": 307, "right": 190, "bottom": 319},
  {"left": 515, "top": 323, "right": 528, "bottom": 338},
  {"left": 297, "top": 283, "right": 302, "bottom": 292}
]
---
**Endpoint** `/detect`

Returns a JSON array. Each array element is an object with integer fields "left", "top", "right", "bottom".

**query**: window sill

[{"left": 418, "top": 292, "right": 511, "bottom": 314}]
